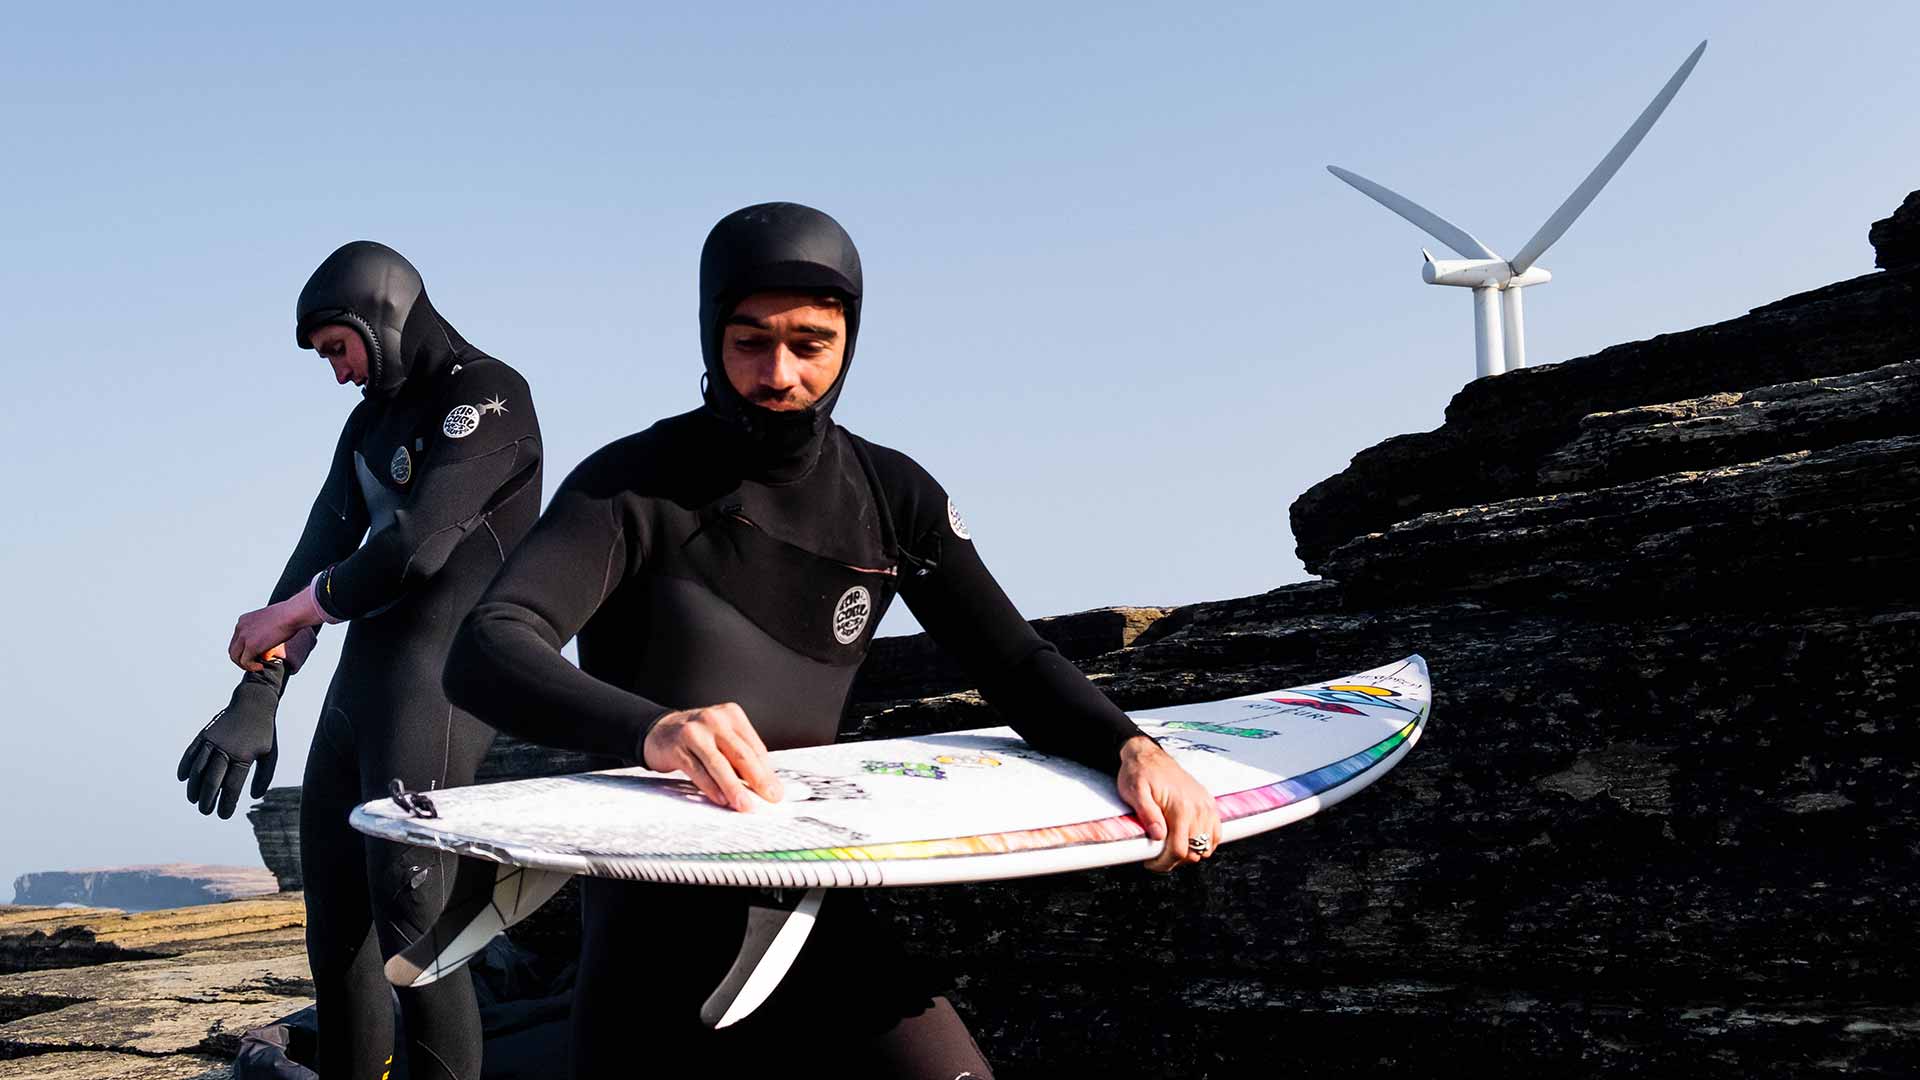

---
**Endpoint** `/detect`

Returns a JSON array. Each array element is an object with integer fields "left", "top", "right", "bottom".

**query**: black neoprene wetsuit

[
  {"left": 278, "top": 242, "right": 543, "bottom": 1079},
  {"left": 442, "top": 204, "right": 1140, "bottom": 1078}
]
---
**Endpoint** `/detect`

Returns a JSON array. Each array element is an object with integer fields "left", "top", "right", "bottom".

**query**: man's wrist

[
  {"left": 1118, "top": 733, "right": 1161, "bottom": 764},
  {"left": 303, "top": 571, "right": 347, "bottom": 625},
  {"left": 634, "top": 708, "right": 674, "bottom": 768},
  {"left": 281, "top": 626, "right": 320, "bottom": 674}
]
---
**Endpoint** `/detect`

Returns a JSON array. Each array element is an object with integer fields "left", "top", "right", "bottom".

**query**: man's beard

[{"left": 746, "top": 388, "right": 816, "bottom": 411}]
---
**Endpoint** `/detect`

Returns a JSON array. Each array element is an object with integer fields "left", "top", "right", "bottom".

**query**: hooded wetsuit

[
  {"left": 443, "top": 204, "right": 1139, "bottom": 1078},
  {"left": 284, "top": 242, "right": 543, "bottom": 1079}
]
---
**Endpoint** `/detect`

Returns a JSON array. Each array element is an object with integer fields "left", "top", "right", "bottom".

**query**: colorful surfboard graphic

[{"left": 681, "top": 712, "right": 1420, "bottom": 865}]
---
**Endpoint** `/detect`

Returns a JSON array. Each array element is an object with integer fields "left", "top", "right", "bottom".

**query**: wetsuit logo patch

[
  {"left": 442, "top": 404, "right": 481, "bottom": 439},
  {"left": 947, "top": 497, "right": 971, "bottom": 540},
  {"left": 832, "top": 586, "right": 872, "bottom": 645},
  {"left": 389, "top": 446, "right": 412, "bottom": 484}
]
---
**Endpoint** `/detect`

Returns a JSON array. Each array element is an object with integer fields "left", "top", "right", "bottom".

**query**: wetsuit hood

[
  {"left": 296, "top": 240, "right": 472, "bottom": 399},
  {"left": 698, "top": 203, "right": 863, "bottom": 471}
]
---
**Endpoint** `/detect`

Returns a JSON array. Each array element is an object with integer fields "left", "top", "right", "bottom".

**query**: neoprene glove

[{"left": 179, "top": 660, "right": 286, "bottom": 819}]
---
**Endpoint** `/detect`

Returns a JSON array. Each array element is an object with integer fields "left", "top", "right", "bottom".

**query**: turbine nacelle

[
  {"left": 1329, "top": 40, "right": 1707, "bottom": 380},
  {"left": 1420, "top": 251, "right": 1553, "bottom": 290}
]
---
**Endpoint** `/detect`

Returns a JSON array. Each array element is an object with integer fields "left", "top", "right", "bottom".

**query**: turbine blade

[
  {"left": 1510, "top": 40, "right": 1708, "bottom": 273},
  {"left": 1327, "top": 165, "right": 1499, "bottom": 260}
]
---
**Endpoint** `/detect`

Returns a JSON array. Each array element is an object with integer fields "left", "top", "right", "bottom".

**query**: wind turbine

[{"left": 1330, "top": 40, "right": 1707, "bottom": 380}]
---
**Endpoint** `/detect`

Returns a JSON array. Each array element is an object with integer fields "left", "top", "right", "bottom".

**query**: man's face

[
  {"left": 720, "top": 292, "right": 846, "bottom": 412},
  {"left": 309, "top": 323, "right": 370, "bottom": 388}
]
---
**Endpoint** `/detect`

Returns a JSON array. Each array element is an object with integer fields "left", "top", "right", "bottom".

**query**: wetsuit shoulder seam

[{"left": 601, "top": 493, "right": 627, "bottom": 603}]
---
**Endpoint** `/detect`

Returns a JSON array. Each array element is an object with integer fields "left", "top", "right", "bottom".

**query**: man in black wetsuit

[
  {"left": 443, "top": 203, "right": 1219, "bottom": 1078},
  {"left": 177, "top": 241, "right": 542, "bottom": 1080}
]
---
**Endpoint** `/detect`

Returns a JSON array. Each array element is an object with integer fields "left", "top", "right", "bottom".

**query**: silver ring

[{"left": 1187, "top": 833, "right": 1212, "bottom": 854}]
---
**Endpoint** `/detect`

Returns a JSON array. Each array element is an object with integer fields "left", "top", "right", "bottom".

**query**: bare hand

[
  {"left": 642, "top": 703, "right": 784, "bottom": 812},
  {"left": 228, "top": 600, "right": 311, "bottom": 672},
  {"left": 1116, "top": 735, "right": 1222, "bottom": 873}
]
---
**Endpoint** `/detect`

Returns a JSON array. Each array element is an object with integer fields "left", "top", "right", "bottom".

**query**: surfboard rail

[
  {"left": 351, "top": 655, "right": 1429, "bottom": 888},
  {"left": 357, "top": 654, "right": 1431, "bottom": 1007}
]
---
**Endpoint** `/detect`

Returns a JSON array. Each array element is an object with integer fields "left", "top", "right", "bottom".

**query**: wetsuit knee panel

[{"left": 367, "top": 843, "right": 456, "bottom": 954}]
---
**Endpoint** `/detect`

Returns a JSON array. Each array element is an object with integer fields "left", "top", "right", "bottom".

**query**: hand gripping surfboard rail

[{"left": 358, "top": 655, "right": 1431, "bottom": 1024}]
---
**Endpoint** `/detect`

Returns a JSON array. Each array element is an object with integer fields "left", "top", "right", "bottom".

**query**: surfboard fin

[
  {"left": 699, "top": 887, "right": 826, "bottom": 1029},
  {"left": 384, "top": 859, "right": 573, "bottom": 988}
]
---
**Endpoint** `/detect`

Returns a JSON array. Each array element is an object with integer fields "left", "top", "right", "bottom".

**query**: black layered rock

[
  {"left": 1288, "top": 265, "right": 1920, "bottom": 574},
  {"left": 1870, "top": 188, "right": 1920, "bottom": 270},
  {"left": 855, "top": 596, "right": 1915, "bottom": 1076},
  {"left": 247, "top": 790, "right": 302, "bottom": 894},
  {"left": 837, "top": 192, "right": 1920, "bottom": 1076}
]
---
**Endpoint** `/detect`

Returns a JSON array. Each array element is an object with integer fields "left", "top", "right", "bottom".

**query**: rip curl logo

[
  {"left": 389, "top": 446, "right": 412, "bottom": 484},
  {"left": 442, "top": 404, "right": 481, "bottom": 439},
  {"left": 832, "top": 585, "right": 871, "bottom": 645},
  {"left": 947, "top": 497, "right": 971, "bottom": 540}
]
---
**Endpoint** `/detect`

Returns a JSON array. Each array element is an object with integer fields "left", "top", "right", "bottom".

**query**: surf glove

[{"left": 179, "top": 660, "right": 286, "bottom": 818}]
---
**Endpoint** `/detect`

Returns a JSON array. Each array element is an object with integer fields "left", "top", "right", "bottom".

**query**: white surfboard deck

[{"left": 353, "top": 655, "right": 1429, "bottom": 1004}]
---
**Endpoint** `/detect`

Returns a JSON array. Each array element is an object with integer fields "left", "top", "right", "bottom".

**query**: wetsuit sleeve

[
  {"left": 882, "top": 453, "right": 1143, "bottom": 775},
  {"left": 315, "top": 366, "right": 540, "bottom": 620},
  {"left": 268, "top": 407, "right": 371, "bottom": 605},
  {"left": 444, "top": 449, "right": 672, "bottom": 762}
]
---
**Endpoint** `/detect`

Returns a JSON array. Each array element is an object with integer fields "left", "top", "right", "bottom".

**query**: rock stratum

[
  {"left": 233, "top": 190, "right": 1920, "bottom": 1077},
  {"left": 0, "top": 897, "right": 308, "bottom": 1079},
  {"left": 10, "top": 866, "right": 278, "bottom": 914}
]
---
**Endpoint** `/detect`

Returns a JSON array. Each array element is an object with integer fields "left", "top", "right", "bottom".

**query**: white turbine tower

[{"left": 1331, "top": 40, "right": 1707, "bottom": 380}]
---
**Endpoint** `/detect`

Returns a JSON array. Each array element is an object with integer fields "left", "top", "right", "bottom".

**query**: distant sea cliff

[{"left": 10, "top": 864, "right": 277, "bottom": 913}]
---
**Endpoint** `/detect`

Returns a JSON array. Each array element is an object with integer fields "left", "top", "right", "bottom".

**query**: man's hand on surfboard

[
  {"left": 1117, "top": 736, "right": 1221, "bottom": 873},
  {"left": 643, "top": 703, "right": 786, "bottom": 812}
]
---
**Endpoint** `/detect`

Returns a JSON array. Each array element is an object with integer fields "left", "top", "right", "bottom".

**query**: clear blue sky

[{"left": 3, "top": 2, "right": 1914, "bottom": 894}]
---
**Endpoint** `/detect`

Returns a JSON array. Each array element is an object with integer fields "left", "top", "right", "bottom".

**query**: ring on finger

[{"left": 1187, "top": 832, "right": 1212, "bottom": 855}]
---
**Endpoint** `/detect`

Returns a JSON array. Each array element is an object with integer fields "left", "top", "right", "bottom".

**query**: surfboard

[{"left": 350, "top": 655, "right": 1429, "bottom": 1019}]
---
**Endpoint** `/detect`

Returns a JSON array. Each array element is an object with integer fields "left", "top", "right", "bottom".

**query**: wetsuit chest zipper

[{"left": 718, "top": 506, "right": 898, "bottom": 578}]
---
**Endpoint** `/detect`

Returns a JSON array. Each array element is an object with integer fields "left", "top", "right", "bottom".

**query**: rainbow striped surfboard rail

[{"left": 353, "top": 655, "right": 1429, "bottom": 996}]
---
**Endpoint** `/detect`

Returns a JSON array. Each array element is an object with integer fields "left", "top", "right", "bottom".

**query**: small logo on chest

[
  {"left": 389, "top": 446, "right": 413, "bottom": 484},
  {"left": 832, "top": 586, "right": 872, "bottom": 645},
  {"left": 443, "top": 404, "right": 481, "bottom": 439}
]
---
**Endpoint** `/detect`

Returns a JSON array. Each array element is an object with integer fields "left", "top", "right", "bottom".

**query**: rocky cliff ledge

[
  {"left": 0, "top": 897, "right": 308, "bottom": 1078},
  {"left": 244, "top": 190, "right": 1920, "bottom": 1077},
  {"left": 11, "top": 866, "right": 278, "bottom": 914}
]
